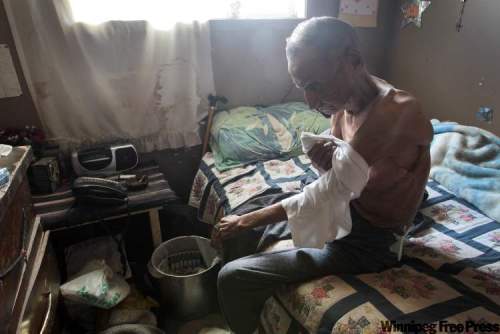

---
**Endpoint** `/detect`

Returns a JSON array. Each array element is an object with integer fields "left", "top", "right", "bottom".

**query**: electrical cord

[{"left": 95, "top": 199, "right": 131, "bottom": 278}]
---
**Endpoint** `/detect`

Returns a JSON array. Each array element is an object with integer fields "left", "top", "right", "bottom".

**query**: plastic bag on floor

[
  {"left": 60, "top": 260, "right": 130, "bottom": 309},
  {"left": 65, "top": 235, "right": 131, "bottom": 279},
  {"left": 99, "top": 324, "right": 165, "bottom": 334}
]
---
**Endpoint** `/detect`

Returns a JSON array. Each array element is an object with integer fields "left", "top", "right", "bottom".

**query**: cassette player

[{"left": 71, "top": 144, "right": 138, "bottom": 176}]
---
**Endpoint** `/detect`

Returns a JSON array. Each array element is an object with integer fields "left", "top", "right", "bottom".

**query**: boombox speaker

[{"left": 71, "top": 144, "right": 138, "bottom": 176}]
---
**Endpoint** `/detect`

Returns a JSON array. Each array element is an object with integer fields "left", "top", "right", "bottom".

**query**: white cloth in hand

[{"left": 281, "top": 132, "right": 369, "bottom": 248}]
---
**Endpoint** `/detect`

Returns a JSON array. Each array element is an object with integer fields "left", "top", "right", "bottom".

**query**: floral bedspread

[
  {"left": 189, "top": 154, "right": 500, "bottom": 333},
  {"left": 261, "top": 180, "right": 500, "bottom": 333},
  {"left": 188, "top": 152, "right": 318, "bottom": 225}
]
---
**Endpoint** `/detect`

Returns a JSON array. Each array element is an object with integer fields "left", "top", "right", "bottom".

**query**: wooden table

[{"left": 32, "top": 164, "right": 179, "bottom": 248}]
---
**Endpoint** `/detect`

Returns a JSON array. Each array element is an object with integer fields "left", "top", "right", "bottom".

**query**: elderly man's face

[{"left": 288, "top": 47, "right": 352, "bottom": 116}]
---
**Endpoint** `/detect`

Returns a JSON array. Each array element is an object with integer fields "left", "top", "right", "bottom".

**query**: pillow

[{"left": 210, "top": 102, "right": 330, "bottom": 171}]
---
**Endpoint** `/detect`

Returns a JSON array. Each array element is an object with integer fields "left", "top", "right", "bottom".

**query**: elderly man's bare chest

[
  {"left": 336, "top": 110, "right": 418, "bottom": 169},
  {"left": 338, "top": 111, "right": 368, "bottom": 142}
]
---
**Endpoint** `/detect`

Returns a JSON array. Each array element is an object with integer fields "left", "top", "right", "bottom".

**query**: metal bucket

[{"left": 148, "top": 236, "right": 220, "bottom": 320}]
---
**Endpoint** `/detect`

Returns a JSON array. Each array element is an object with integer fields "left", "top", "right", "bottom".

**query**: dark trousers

[{"left": 217, "top": 208, "right": 398, "bottom": 334}]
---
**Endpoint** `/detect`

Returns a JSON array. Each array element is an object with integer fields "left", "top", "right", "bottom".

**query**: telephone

[{"left": 72, "top": 176, "right": 128, "bottom": 206}]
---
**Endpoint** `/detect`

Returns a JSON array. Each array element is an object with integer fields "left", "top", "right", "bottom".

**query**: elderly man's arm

[
  {"left": 211, "top": 203, "right": 287, "bottom": 243},
  {"left": 355, "top": 144, "right": 431, "bottom": 228},
  {"left": 307, "top": 115, "right": 341, "bottom": 171},
  {"left": 352, "top": 97, "right": 433, "bottom": 228}
]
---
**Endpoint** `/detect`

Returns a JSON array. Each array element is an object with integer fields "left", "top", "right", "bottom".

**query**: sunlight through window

[{"left": 69, "top": 0, "right": 305, "bottom": 27}]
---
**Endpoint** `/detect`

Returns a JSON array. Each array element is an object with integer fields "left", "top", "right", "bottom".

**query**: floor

[
  {"left": 163, "top": 313, "right": 230, "bottom": 334},
  {"left": 55, "top": 207, "right": 222, "bottom": 333}
]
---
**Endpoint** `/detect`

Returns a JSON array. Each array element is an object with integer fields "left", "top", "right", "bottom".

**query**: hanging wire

[{"left": 456, "top": 0, "right": 468, "bottom": 32}]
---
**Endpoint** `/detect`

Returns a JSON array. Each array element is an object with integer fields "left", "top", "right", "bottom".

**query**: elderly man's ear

[
  {"left": 345, "top": 48, "right": 363, "bottom": 68},
  {"left": 333, "top": 51, "right": 363, "bottom": 80},
  {"left": 324, "top": 48, "right": 361, "bottom": 74},
  {"left": 329, "top": 48, "right": 362, "bottom": 67}
]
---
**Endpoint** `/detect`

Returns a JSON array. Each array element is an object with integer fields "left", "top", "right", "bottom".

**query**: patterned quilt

[
  {"left": 189, "top": 154, "right": 500, "bottom": 333},
  {"left": 189, "top": 152, "right": 319, "bottom": 225}
]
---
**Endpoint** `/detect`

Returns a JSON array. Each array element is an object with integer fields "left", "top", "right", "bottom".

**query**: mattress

[{"left": 188, "top": 153, "right": 500, "bottom": 333}]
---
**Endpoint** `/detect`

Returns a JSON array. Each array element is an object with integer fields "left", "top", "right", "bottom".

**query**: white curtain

[{"left": 3, "top": 0, "right": 216, "bottom": 151}]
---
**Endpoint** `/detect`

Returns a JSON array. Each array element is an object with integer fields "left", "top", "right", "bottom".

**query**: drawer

[
  {"left": 5, "top": 217, "right": 45, "bottom": 333},
  {"left": 0, "top": 179, "right": 34, "bottom": 268},
  {"left": 11, "top": 232, "right": 60, "bottom": 334},
  {"left": 0, "top": 179, "right": 36, "bottom": 328}
]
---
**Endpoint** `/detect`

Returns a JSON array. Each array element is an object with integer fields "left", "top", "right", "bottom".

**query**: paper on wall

[
  {"left": 0, "top": 44, "right": 22, "bottom": 98},
  {"left": 338, "top": 0, "right": 379, "bottom": 28}
]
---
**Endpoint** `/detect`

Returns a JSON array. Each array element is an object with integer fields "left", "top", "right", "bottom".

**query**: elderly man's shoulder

[
  {"left": 381, "top": 88, "right": 420, "bottom": 114},
  {"left": 381, "top": 88, "right": 433, "bottom": 143}
]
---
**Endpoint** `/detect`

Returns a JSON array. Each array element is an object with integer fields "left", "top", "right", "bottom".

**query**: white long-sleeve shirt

[{"left": 280, "top": 132, "right": 370, "bottom": 249}]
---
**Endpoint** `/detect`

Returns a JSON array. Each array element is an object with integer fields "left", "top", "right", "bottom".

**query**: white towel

[
  {"left": 0, "top": 144, "right": 12, "bottom": 157},
  {"left": 281, "top": 132, "right": 369, "bottom": 248}
]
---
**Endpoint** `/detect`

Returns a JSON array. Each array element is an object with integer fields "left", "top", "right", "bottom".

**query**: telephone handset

[{"left": 72, "top": 176, "right": 128, "bottom": 206}]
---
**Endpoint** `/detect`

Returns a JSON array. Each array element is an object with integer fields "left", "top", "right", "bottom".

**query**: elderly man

[{"left": 212, "top": 17, "right": 432, "bottom": 333}]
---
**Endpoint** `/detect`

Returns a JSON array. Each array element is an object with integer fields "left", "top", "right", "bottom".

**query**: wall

[
  {"left": 0, "top": 1, "right": 41, "bottom": 128},
  {"left": 211, "top": 0, "right": 398, "bottom": 108},
  {"left": 387, "top": 0, "right": 499, "bottom": 134},
  {"left": 210, "top": 19, "right": 304, "bottom": 108}
]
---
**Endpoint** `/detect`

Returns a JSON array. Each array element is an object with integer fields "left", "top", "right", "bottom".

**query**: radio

[
  {"left": 29, "top": 157, "right": 61, "bottom": 193},
  {"left": 71, "top": 144, "right": 138, "bottom": 176}
]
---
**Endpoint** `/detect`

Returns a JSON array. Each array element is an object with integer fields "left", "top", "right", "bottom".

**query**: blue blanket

[{"left": 431, "top": 121, "right": 500, "bottom": 221}]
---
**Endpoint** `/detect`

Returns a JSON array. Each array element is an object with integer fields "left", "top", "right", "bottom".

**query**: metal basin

[{"left": 149, "top": 236, "right": 220, "bottom": 320}]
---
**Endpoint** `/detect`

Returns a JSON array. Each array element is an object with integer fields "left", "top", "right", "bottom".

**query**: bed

[{"left": 189, "top": 102, "right": 500, "bottom": 333}]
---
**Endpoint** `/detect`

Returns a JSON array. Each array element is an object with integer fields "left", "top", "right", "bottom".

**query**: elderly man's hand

[
  {"left": 210, "top": 215, "right": 246, "bottom": 248},
  {"left": 307, "top": 141, "right": 336, "bottom": 171}
]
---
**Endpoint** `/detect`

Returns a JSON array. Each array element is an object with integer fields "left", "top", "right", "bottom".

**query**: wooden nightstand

[
  {"left": 0, "top": 146, "right": 59, "bottom": 334},
  {"left": 32, "top": 164, "right": 179, "bottom": 248}
]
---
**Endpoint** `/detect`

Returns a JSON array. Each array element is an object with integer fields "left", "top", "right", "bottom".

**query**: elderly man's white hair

[{"left": 286, "top": 17, "right": 362, "bottom": 64}]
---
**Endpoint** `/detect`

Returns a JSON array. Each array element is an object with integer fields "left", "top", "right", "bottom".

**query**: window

[{"left": 69, "top": 0, "right": 306, "bottom": 27}]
